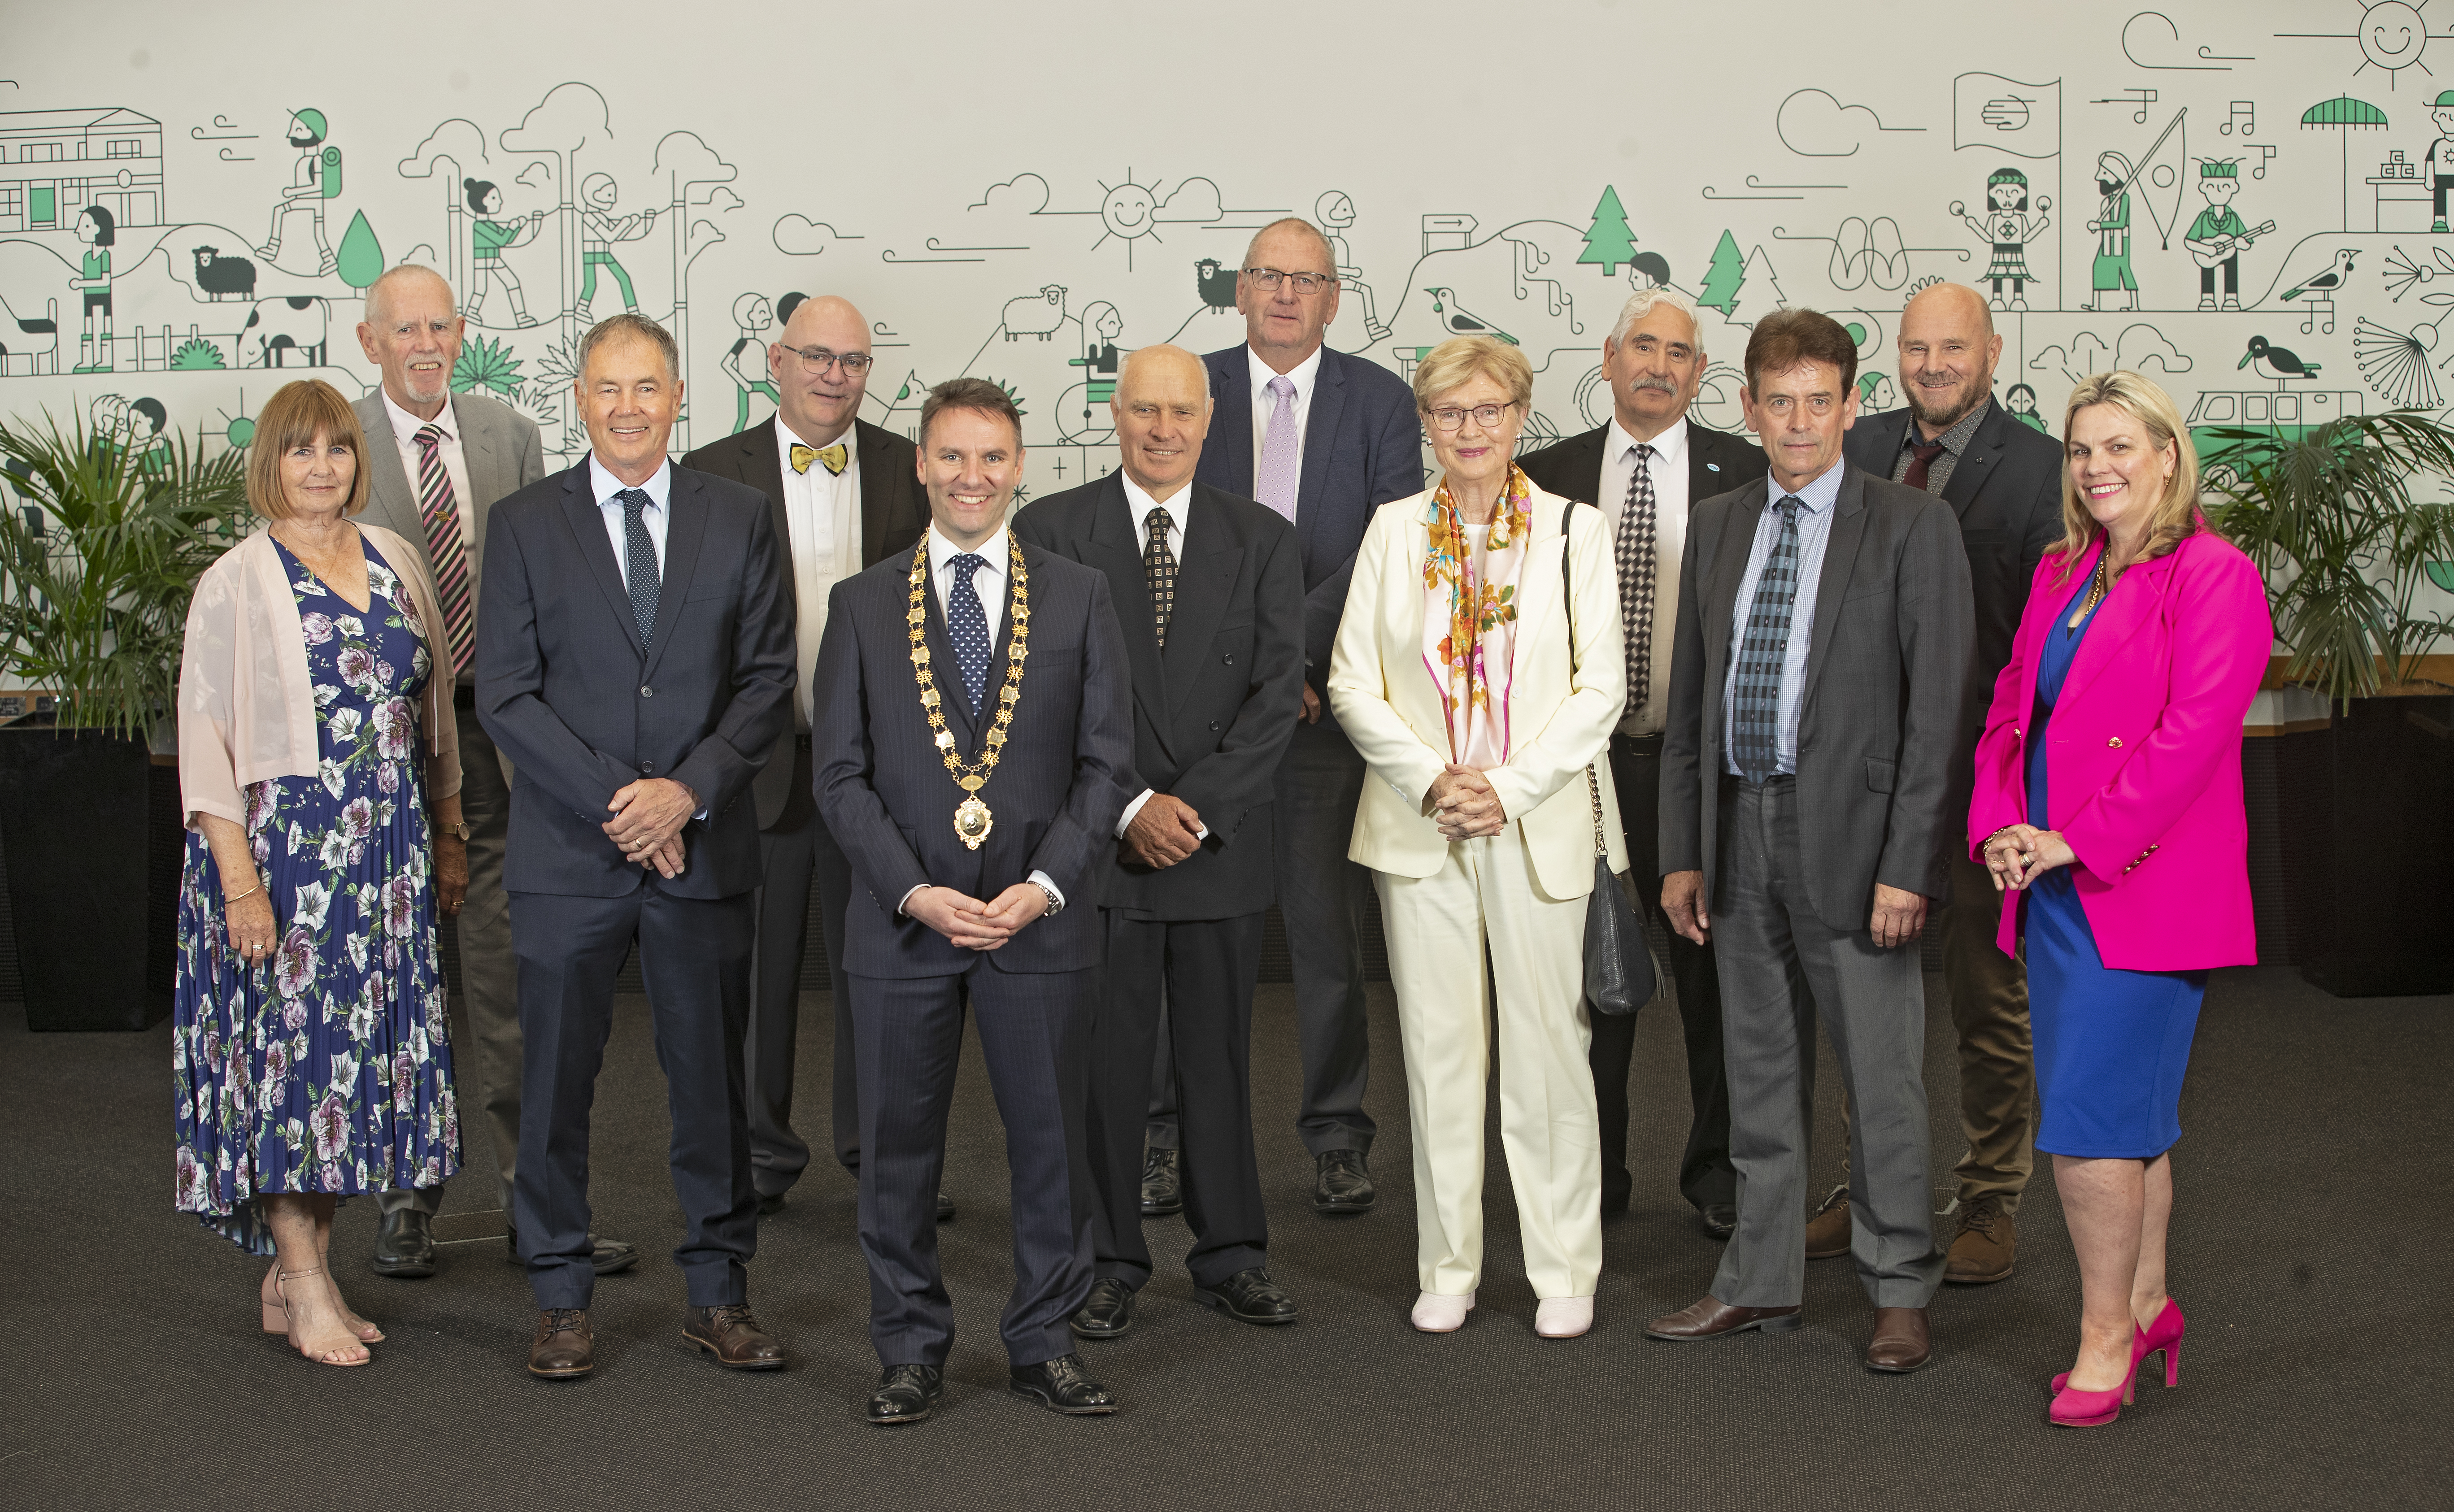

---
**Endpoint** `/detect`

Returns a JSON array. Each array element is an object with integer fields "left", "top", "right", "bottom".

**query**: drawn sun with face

[{"left": 2293, "top": 1, "right": 2452, "bottom": 90}]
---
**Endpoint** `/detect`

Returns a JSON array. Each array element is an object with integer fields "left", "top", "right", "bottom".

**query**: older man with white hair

[{"left": 1518, "top": 285, "right": 1762, "bottom": 1240}]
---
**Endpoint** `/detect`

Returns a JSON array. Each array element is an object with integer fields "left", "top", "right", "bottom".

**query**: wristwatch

[
  {"left": 1032, "top": 880, "right": 1064, "bottom": 918},
  {"left": 446, "top": 821, "right": 471, "bottom": 842}
]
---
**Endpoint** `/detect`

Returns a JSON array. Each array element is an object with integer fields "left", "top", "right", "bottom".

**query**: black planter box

[
  {"left": 0, "top": 718, "right": 176, "bottom": 1030},
  {"left": 2288, "top": 695, "right": 2454, "bottom": 998}
]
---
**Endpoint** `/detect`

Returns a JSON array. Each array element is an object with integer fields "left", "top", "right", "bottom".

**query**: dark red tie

[{"left": 1903, "top": 441, "right": 1947, "bottom": 495}]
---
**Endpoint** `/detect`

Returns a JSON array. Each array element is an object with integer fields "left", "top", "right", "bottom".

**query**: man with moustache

[
  {"left": 348, "top": 265, "right": 644, "bottom": 1281},
  {"left": 681, "top": 294, "right": 928, "bottom": 1219},
  {"left": 1190, "top": 217, "right": 1421, "bottom": 1216},
  {"left": 478, "top": 314, "right": 798, "bottom": 1380},
  {"left": 813, "top": 379, "right": 1134, "bottom": 1424},
  {"left": 1012, "top": 346, "right": 1307, "bottom": 1340},
  {"left": 1648, "top": 308, "right": 1971, "bottom": 1372},
  {"left": 1830, "top": 281, "right": 2063, "bottom": 1285},
  {"left": 1519, "top": 286, "right": 1757, "bottom": 1240}
]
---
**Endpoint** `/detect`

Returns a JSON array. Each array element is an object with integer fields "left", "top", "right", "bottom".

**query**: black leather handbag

[{"left": 1560, "top": 502, "right": 1658, "bottom": 1017}]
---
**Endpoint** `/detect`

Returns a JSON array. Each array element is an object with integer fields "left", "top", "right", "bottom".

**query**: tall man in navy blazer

[
  {"left": 813, "top": 378, "right": 1135, "bottom": 1425},
  {"left": 477, "top": 315, "right": 797, "bottom": 1382},
  {"left": 1192, "top": 216, "right": 1421, "bottom": 1213}
]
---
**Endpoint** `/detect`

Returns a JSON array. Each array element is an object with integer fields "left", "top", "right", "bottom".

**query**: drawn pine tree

[
  {"left": 1577, "top": 186, "right": 1638, "bottom": 276},
  {"left": 1699, "top": 230, "right": 1745, "bottom": 314},
  {"left": 1739, "top": 244, "right": 1786, "bottom": 315}
]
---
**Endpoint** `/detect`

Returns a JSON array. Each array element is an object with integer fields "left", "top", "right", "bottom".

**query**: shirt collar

[
  {"left": 588, "top": 453, "right": 672, "bottom": 510},
  {"left": 927, "top": 521, "right": 1011, "bottom": 578},
  {"left": 1905, "top": 397, "right": 1992, "bottom": 459},
  {"left": 1247, "top": 342, "right": 1324, "bottom": 403},
  {"left": 1772, "top": 457, "right": 1845, "bottom": 515},
  {"left": 1608, "top": 413, "right": 1689, "bottom": 470},
  {"left": 380, "top": 388, "right": 455, "bottom": 447},
  {"left": 1119, "top": 473, "right": 1191, "bottom": 532}
]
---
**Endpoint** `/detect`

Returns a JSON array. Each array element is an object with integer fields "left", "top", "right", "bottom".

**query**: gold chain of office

[{"left": 907, "top": 531, "right": 1029, "bottom": 851}]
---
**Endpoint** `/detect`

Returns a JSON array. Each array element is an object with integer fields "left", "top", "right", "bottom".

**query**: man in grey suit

[
  {"left": 1647, "top": 308, "right": 1973, "bottom": 1374},
  {"left": 349, "top": 265, "right": 635, "bottom": 1280}
]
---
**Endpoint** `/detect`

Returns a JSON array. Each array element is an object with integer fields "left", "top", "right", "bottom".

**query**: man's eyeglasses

[
  {"left": 1423, "top": 402, "right": 1515, "bottom": 431},
  {"left": 1242, "top": 267, "right": 1333, "bottom": 296},
  {"left": 776, "top": 345, "right": 874, "bottom": 377}
]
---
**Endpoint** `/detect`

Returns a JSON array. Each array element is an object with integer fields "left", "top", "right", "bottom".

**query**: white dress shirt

[
  {"left": 379, "top": 389, "right": 475, "bottom": 559},
  {"left": 1113, "top": 475, "right": 1208, "bottom": 840},
  {"left": 1597, "top": 415, "right": 1695, "bottom": 737},
  {"left": 1721, "top": 458, "right": 1845, "bottom": 777},
  {"left": 1247, "top": 343, "right": 1324, "bottom": 504},
  {"left": 774, "top": 418, "right": 863, "bottom": 729},
  {"left": 587, "top": 452, "right": 670, "bottom": 588},
  {"left": 899, "top": 522, "right": 1063, "bottom": 914}
]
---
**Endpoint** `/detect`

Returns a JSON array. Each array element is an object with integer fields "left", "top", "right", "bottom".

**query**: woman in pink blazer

[{"left": 1967, "top": 371, "right": 2270, "bottom": 1429}]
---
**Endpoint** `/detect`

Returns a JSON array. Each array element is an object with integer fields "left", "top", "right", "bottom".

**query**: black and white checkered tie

[
  {"left": 1732, "top": 497, "right": 1802, "bottom": 783},
  {"left": 615, "top": 487, "right": 660, "bottom": 646},
  {"left": 1614, "top": 443, "right": 1658, "bottom": 721},
  {"left": 1144, "top": 506, "right": 1178, "bottom": 648}
]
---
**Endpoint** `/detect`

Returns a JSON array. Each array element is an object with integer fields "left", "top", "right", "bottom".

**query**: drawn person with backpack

[
  {"left": 256, "top": 109, "right": 342, "bottom": 277},
  {"left": 463, "top": 180, "right": 543, "bottom": 329},
  {"left": 572, "top": 173, "right": 660, "bottom": 325}
]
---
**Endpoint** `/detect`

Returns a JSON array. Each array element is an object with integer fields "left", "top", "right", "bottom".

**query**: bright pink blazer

[{"left": 1967, "top": 528, "right": 2273, "bottom": 971}]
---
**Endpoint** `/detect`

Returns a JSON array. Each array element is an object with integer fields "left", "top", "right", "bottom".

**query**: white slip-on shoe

[
  {"left": 1410, "top": 1290, "right": 1476, "bottom": 1333},
  {"left": 1535, "top": 1295, "right": 1595, "bottom": 1338}
]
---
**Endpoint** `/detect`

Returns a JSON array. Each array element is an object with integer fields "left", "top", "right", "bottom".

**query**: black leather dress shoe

[
  {"left": 1009, "top": 1353, "right": 1118, "bottom": 1415},
  {"left": 506, "top": 1225, "right": 640, "bottom": 1276},
  {"left": 1139, "top": 1147, "right": 1183, "bottom": 1217},
  {"left": 1070, "top": 1277, "right": 1136, "bottom": 1340},
  {"left": 1699, "top": 1203, "right": 1738, "bottom": 1241},
  {"left": 1313, "top": 1150, "right": 1375, "bottom": 1214},
  {"left": 371, "top": 1208, "right": 437, "bottom": 1278},
  {"left": 1192, "top": 1267, "right": 1299, "bottom": 1326},
  {"left": 757, "top": 1191, "right": 788, "bottom": 1217},
  {"left": 937, "top": 1190, "right": 956, "bottom": 1223},
  {"left": 867, "top": 1364, "right": 944, "bottom": 1425}
]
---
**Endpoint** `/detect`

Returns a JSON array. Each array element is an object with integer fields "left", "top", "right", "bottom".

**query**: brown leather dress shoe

[
  {"left": 1804, "top": 1186, "right": 1852, "bottom": 1260},
  {"left": 528, "top": 1308, "right": 593, "bottom": 1379},
  {"left": 1644, "top": 1294, "right": 1803, "bottom": 1341},
  {"left": 1865, "top": 1306, "right": 1932, "bottom": 1372},
  {"left": 1943, "top": 1198, "right": 2017, "bottom": 1284},
  {"left": 683, "top": 1303, "right": 788, "bottom": 1370}
]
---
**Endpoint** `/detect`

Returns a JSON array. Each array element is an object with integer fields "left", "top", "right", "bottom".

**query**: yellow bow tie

[{"left": 790, "top": 441, "right": 848, "bottom": 476}]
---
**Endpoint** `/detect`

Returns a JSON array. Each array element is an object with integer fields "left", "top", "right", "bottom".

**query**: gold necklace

[
  {"left": 2074, "top": 549, "right": 2113, "bottom": 626},
  {"left": 908, "top": 533, "right": 1029, "bottom": 850}
]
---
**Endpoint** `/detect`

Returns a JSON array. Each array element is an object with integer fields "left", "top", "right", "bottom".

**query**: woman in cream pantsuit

[{"left": 1327, "top": 336, "right": 1627, "bottom": 1340}]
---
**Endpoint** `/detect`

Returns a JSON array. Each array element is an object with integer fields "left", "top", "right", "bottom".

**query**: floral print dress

[{"left": 171, "top": 536, "right": 460, "bottom": 1254}]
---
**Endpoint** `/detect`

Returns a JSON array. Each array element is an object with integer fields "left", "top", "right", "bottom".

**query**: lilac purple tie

[{"left": 1256, "top": 374, "right": 1299, "bottom": 522}]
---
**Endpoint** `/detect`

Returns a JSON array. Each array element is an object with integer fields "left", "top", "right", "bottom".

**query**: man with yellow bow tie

[{"left": 683, "top": 293, "right": 927, "bottom": 1217}]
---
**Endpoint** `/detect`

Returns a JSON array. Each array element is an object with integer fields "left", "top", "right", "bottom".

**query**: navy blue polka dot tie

[
  {"left": 946, "top": 552, "right": 991, "bottom": 719},
  {"left": 616, "top": 487, "right": 660, "bottom": 647}
]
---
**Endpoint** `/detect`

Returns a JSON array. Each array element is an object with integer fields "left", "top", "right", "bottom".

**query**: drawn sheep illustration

[
  {"left": 1196, "top": 258, "right": 1238, "bottom": 313},
  {"left": 1001, "top": 284, "right": 1067, "bottom": 341},
  {"left": 191, "top": 247, "right": 258, "bottom": 302}
]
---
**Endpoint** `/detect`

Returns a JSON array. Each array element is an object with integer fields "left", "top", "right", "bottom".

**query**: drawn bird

[
  {"left": 2352, "top": 316, "right": 2441, "bottom": 409},
  {"left": 2281, "top": 249, "right": 2357, "bottom": 302},
  {"left": 1423, "top": 287, "right": 1518, "bottom": 345},
  {"left": 2238, "top": 336, "right": 2320, "bottom": 381}
]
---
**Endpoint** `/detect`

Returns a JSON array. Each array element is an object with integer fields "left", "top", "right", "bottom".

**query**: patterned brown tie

[{"left": 1144, "top": 506, "right": 1178, "bottom": 648}]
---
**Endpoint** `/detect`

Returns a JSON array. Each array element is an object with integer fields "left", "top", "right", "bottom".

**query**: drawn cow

[
  {"left": 1196, "top": 258, "right": 1238, "bottom": 313},
  {"left": 1001, "top": 284, "right": 1066, "bottom": 341},
  {"left": 191, "top": 247, "right": 257, "bottom": 302},
  {"left": 242, "top": 295, "right": 329, "bottom": 368}
]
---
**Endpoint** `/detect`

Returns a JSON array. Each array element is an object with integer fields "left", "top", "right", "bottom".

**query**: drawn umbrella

[{"left": 2301, "top": 97, "right": 2391, "bottom": 232}]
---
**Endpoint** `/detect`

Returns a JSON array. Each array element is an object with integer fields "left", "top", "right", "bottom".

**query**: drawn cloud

[
  {"left": 2121, "top": 10, "right": 2250, "bottom": 71},
  {"left": 501, "top": 81, "right": 614, "bottom": 159},
  {"left": 1777, "top": 90, "right": 1919, "bottom": 157},
  {"left": 2115, "top": 323, "right": 2195, "bottom": 374},
  {"left": 1156, "top": 177, "right": 1224, "bottom": 222},
  {"left": 397, "top": 118, "right": 489, "bottom": 179},
  {"left": 653, "top": 131, "right": 737, "bottom": 196},
  {"left": 971, "top": 174, "right": 1051, "bottom": 214},
  {"left": 773, "top": 214, "right": 862, "bottom": 256}
]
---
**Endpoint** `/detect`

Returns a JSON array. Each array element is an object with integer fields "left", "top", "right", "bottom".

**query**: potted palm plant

[
  {"left": 2202, "top": 411, "right": 2454, "bottom": 997},
  {"left": 0, "top": 405, "right": 250, "bottom": 1030}
]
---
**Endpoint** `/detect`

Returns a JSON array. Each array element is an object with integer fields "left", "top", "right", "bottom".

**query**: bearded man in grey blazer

[{"left": 351, "top": 265, "right": 635, "bottom": 1280}]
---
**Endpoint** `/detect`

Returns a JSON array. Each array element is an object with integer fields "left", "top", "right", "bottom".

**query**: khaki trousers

[{"left": 1375, "top": 830, "right": 1602, "bottom": 1300}]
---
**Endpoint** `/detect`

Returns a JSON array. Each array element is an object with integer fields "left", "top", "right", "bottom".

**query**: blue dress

[
  {"left": 170, "top": 536, "right": 461, "bottom": 1254},
  {"left": 2024, "top": 576, "right": 2206, "bottom": 1160}
]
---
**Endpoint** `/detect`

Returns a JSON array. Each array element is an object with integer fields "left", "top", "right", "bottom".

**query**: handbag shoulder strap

[{"left": 1558, "top": 499, "right": 1609, "bottom": 861}]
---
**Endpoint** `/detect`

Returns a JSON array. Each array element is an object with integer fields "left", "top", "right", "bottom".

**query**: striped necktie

[
  {"left": 411, "top": 424, "right": 474, "bottom": 678},
  {"left": 1731, "top": 497, "right": 1801, "bottom": 782}
]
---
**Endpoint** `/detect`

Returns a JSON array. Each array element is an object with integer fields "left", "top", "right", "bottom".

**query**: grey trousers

[
  {"left": 383, "top": 697, "right": 521, "bottom": 1217},
  {"left": 1710, "top": 777, "right": 1942, "bottom": 1311}
]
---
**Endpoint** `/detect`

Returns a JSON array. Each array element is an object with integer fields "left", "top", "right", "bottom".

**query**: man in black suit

[
  {"left": 1830, "top": 281, "right": 2064, "bottom": 1285},
  {"left": 1519, "top": 287, "right": 1758, "bottom": 1242},
  {"left": 1013, "top": 345, "right": 1307, "bottom": 1341},
  {"left": 813, "top": 378, "right": 1135, "bottom": 1425},
  {"left": 680, "top": 293, "right": 927, "bottom": 1216},
  {"left": 1190, "top": 216, "right": 1421, "bottom": 1215},
  {"left": 476, "top": 314, "right": 797, "bottom": 1381}
]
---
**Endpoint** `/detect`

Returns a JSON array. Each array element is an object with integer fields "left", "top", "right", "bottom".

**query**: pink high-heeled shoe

[
  {"left": 2052, "top": 1296, "right": 2183, "bottom": 1393},
  {"left": 2049, "top": 1355, "right": 2138, "bottom": 1428}
]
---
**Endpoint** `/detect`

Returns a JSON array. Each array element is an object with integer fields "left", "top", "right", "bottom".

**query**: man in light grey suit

[
  {"left": 351, "top": 265, "right": 634, "bottom": 1279},
  {"left": 1647, "top": 308, "right": 1973, "bottom": 1374}
]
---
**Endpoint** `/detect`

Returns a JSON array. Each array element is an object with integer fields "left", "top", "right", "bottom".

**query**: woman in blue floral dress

[{"left": 174, "top": 378, "right": 467, "bottom": 1367}]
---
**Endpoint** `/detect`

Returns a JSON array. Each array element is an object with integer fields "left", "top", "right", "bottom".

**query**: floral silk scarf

[{"left": 1421, "top": 465, "right": 1533, "bottom": 769}]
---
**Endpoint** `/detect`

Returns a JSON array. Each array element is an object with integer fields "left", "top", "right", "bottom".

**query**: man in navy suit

[
  {"left": 813, "top": 378, "right": 1135, "bottom": 1425},
  {"left": 476, "top": 314, "right": 797, "bottom": 1382},
  {"left": 1188, "top": 216, "right": 1421, "bottom": 1215}
]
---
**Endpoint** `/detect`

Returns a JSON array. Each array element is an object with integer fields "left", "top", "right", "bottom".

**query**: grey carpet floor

[{"left": 1, "top": 965, "right": 2445, "bottom": 1512}]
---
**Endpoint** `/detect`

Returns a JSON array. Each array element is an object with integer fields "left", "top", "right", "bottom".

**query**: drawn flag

[{"left": 1954, "top": 74, "right": 2062, "bottom": 160}]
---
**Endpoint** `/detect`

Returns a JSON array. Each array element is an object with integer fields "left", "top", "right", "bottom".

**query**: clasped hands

[
  {"left": 1425, "top": 763, "right": 1505, "bottom": 841},
  {"left": 604, "top": 777, "right": 696, "bottom": 879},
  {"left": 1982, "top": 823, "right": 2076, "bottom": 893},
  {"left": 906, "top": 883, "right": 1049, "bottom": 951}
]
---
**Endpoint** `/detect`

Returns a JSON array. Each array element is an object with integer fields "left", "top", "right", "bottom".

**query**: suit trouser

[
  {"left": 509, "top": 884, "right": 758, "bottom": 1311},
  {"left": 1089, "top": 911, "right": 1268, "bottom": 1291},
  {"left": 383, "top": 696, "right": 520, "bottom": 1217},
  {"left": 743, "top": 737, "right": 861, "bottom": 1195},
  {"left": 1592, "top": 734, "right": 1736, "bottom": 1212},
  {"left": 1710, "top": 777, "right": 1942, "bottom": 1311},
  {"left": 853, "top": 959, "right": 1095, "bottom": 1370},
  {"left": 1375, "top": 831, "right": 1602, "bottom": 1300}
]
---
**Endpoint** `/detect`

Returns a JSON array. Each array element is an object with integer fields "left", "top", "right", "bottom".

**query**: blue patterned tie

[
  {"left": 1731, "top": 497, "right": 1801, "bottom": 782},
  {"left": 946, "top": 552, "right": 992, "bottom": 718},
  {"left": 616, "top": 487, "right": 660, "bottom": 647}
]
